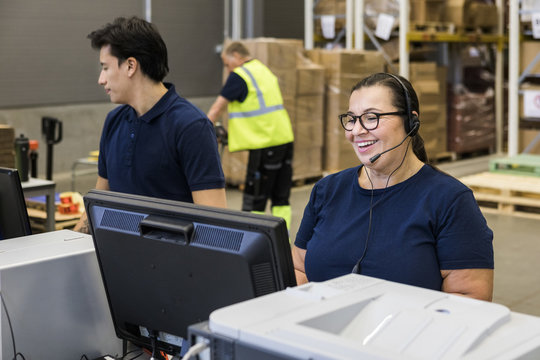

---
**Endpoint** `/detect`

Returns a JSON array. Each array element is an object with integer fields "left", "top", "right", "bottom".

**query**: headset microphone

[{"left": 369, "top": 122, "right": 419, "bottom": 163}]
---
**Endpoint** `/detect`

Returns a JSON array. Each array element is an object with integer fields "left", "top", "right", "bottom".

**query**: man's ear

[{"left": 126, "top": 57, "right": 137, "bottom": 77}]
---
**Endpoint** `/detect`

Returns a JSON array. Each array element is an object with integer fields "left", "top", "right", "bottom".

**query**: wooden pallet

[
  {"left": 26, "top": 207, "right": 82, "bottom": 233},
  {"left": 460, "top": 172, "right": 540, "bottom": 219},
  {"left": 428, "top": 151, "right": 457, "bottom": 165}
]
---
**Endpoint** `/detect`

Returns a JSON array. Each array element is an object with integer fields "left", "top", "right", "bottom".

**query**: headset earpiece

[{"left": 408, "top": 114, "right": 420, "bottom": 137}]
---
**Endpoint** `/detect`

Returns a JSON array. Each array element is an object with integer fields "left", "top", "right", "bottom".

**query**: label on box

[
  {"left": 321, "top": 15, "right": 336, "bottom": 39},
  {"left": 532, "top": 12, "right": 540, "bottom": 39},
  {"left": 375, "top": 13, "right": 395, "bottom": 41},
  {"left": 524, "top": 90, "right": 540, "bottom": 118}
]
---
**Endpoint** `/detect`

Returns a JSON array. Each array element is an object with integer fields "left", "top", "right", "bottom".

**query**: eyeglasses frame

[{"left": 338, "top": 111, "right": 406, "bottom": 131}]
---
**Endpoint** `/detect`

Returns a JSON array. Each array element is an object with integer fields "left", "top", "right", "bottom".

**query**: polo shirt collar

[{"left": 139, "top": 82, "right": 176, "bottom": 123}]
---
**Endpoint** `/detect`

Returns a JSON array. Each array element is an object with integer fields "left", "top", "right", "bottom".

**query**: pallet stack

[{"left": 0, "top": 125, "right": 16, "bottom": 169}]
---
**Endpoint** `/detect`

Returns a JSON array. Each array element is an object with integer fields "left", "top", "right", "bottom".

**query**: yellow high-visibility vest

[{"left": 228, "top": 59, "right": 294, "bottom": 152}]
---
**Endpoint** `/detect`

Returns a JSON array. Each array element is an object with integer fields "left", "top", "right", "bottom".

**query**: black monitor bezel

[
  {"left": 84, "top": 189, "right": 296, "bottom": 355},
  {"left": 0, "top": 167, "right": 32, "bottom": 239}
]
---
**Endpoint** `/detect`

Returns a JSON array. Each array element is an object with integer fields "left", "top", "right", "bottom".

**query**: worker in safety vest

[{"left": 207, "top": 41, "right": 294, "bottom": 229}]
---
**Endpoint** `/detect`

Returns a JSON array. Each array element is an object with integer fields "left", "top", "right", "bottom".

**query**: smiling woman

[{"left": 292, "top": 73, "right": 494, "bottom": 302}]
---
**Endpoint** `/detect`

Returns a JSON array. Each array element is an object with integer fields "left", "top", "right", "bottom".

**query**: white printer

[{"left": 189, "top": 274, "right": 540, "bottom": 360}]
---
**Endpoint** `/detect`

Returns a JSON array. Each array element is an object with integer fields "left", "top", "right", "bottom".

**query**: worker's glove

[{"left": 215, "top": 125, "right": 228, "bottom": 146}]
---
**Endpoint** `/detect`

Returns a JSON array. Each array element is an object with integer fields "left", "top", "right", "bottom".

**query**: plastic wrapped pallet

[{"left": 447, "top": 86, "right": 495, "bottom": 154}]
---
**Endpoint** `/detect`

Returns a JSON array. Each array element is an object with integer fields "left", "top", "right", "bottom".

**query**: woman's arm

[
  {"left": 292, "top": 245, "right": 308, "bottom": 285},
  {"left": 440, "top": 268, "right": 494, "bottom": 301}
]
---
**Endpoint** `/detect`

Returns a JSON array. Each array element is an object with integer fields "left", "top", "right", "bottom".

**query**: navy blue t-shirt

[
  {"left": 220, "top": 70, "right": 249, "bottom": 102},
  {"left": 295, "top": 165, "right": 494, "bottom": 291},
  {"left": 98, "top": 83, "right": 225, "bottom": 202}
]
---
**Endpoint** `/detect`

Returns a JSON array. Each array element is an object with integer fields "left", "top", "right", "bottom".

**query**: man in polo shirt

[
  {"left": 75, "top": 16, "right": 226, "bottom": 233},
  {"left": 207, "top": 41, "right": 294, "bottom": 229}
]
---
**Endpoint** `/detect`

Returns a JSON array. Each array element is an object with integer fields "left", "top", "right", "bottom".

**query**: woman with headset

[{"left": 292, "top": 73, "right": 494, "bottom": 301}]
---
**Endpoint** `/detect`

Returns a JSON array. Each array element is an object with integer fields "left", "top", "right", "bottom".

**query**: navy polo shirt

[{"left": 98, "top": 83, "right": 225, "bottom": 203}]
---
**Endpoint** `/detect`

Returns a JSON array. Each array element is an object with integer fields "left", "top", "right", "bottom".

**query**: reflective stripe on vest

[
  {"left": 227, "top": 59, "right": 293, "bottom": 152},
  {"left": 228, "top": 65, "right": 285, "bottom": 119}
]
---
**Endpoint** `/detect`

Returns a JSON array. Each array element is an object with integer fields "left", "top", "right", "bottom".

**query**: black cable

[
  {"left": 0, "top": 291, "right": 18, "bottom": 360},
  {"left": 353, "top": 138, "right": 412, "bottom": 274},
  {"left": 14, "top": 353, "right": 26, "bottom": 360},
  {"left": 80, "top": 355, "right": 89, "bottom": 360}
]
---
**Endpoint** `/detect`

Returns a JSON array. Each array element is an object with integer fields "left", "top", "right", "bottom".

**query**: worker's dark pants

[{"left": 242, "top": 142, "right": 293, "bottom": 212}]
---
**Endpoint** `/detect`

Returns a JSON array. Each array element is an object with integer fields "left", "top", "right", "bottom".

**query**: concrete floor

[{"left": 58, "top": 155, "right": 540, "bottom": 317}]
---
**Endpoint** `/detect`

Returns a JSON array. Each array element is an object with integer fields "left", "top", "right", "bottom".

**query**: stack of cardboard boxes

[
  {"left": 409, "top": 62, "right": 448, "bottom": 159},
  {"left": 443, "top": 0, "right": 498, "bottom": 31},
  {"left": 306, "top": 49, "right": 385, "bottom": 172},
  {"left": 0, "top": 125, "right": 15, "bottom": 169},
  {"left": 294, "top": 56, "right": 325, "bottom": 179}
]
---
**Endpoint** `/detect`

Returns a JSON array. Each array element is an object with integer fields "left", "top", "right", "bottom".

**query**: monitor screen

[
  {"left": 84, "top": 189, "right": 297, "bottom": 356},
  {"left": 0, "top": 167, "right": 32, "bottom": 240}
]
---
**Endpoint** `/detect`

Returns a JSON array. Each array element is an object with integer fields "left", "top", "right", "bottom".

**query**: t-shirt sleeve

[
  {"left": 220, "top": 72, "right": 248, "bottom": 102},
  {"left": 294, "top": 183, "right": 320, "bottom": 249},
  {"left": 177, "top": 117, "right": 225, "bottom": 191},
  {"left": 436, "top": 190, "right": 494, "bottom": 270}
]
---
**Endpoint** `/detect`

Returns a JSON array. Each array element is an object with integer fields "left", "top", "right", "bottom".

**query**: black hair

[
  {"left": 351, "top": 73, "right": 428, "bottom": 163},
  {"left": 88, "top": 16, "right": 169, "bottom": 82}
]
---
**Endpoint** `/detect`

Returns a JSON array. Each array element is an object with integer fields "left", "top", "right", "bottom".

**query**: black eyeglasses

[{"left": 339, "top": 111, "right": 405, "bottom": 131}]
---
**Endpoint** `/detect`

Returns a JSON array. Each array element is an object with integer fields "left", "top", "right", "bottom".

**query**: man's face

[
  {"left": 221, "top": 52, "right": 243, "bottom": 73},
  {"left": 98, "top": 45, "right": 130, "bottom": 104}
]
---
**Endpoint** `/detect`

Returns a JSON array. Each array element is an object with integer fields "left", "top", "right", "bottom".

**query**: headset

[
  {"left": 385, "top": 73, "right": 420, "bottom": 137},
  {"left": 352, "top": 73, "right": 420, "bottom": 274},
  {"left": 368, "top": 73, "right": 421, "bottom": 164}
]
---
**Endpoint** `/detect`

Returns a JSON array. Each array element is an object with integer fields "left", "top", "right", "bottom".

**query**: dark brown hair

[{"left": 352, "top": 73, "right": 428, "bottom": 163}]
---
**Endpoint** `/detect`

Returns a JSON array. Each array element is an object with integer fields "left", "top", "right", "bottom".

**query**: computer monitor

[
  {"left": 0, "top": 167, "right": 32, "bottom": 240},
  {"left": 84, "top": 189, "right": 297, "bottom": 357}
]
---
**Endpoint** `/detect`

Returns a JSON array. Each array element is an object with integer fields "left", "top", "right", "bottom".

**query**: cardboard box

[
  {"left": 410, "top": 0, "right": 445, "bottom": 23},
  {"left": 468, "top": 3, "right": 498, "bottom": 28},
  {"left": 0, "top": 125, "right": 15, "bottom": 168},
  {"left": 293, "top": 147, "right": 323, "bottom": 179},
  {"left": 409, "top": 62, "right": 438, "bottom": 81},
  {"left": 317, "top": 50, "right": 385, "bottom": 78},
  {"left": 272, "top": 68, "right": 297, "bottom": 99},
  {"left": 295, "top": 95, "right": 324, "bottom": 149},
  {"left": 297, "top": 64, "right": 325, "bottom": 96},
  {"left": 420, "top": 124, "right": 447, "bottom": 157},
  {"left": 222, "top": 150, "right": 248, "bottom": 186},
  {"left": 521, "top": 41, "right": 540, "bottom": 75},
  {"left": 444, "top": 0, "right": 498, "bottom": 29},
  {"left": 519, "top": 128, "right": 540, "bottom": 154},
  {"left": 240, "top": 38, "right": 303, "bottom": 70}
]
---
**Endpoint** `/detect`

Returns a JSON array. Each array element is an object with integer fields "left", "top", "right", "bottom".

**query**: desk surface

[{"left": 21, "top": 177, "right": 55, "bottom": 190}]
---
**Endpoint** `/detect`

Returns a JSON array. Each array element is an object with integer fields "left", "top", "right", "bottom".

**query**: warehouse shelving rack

[
  {"left": 508, "top": 0, "right": 540, "bottom": 156},
  {"left": 304, "top": 0, "right": 507, "bottom": 155}
]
